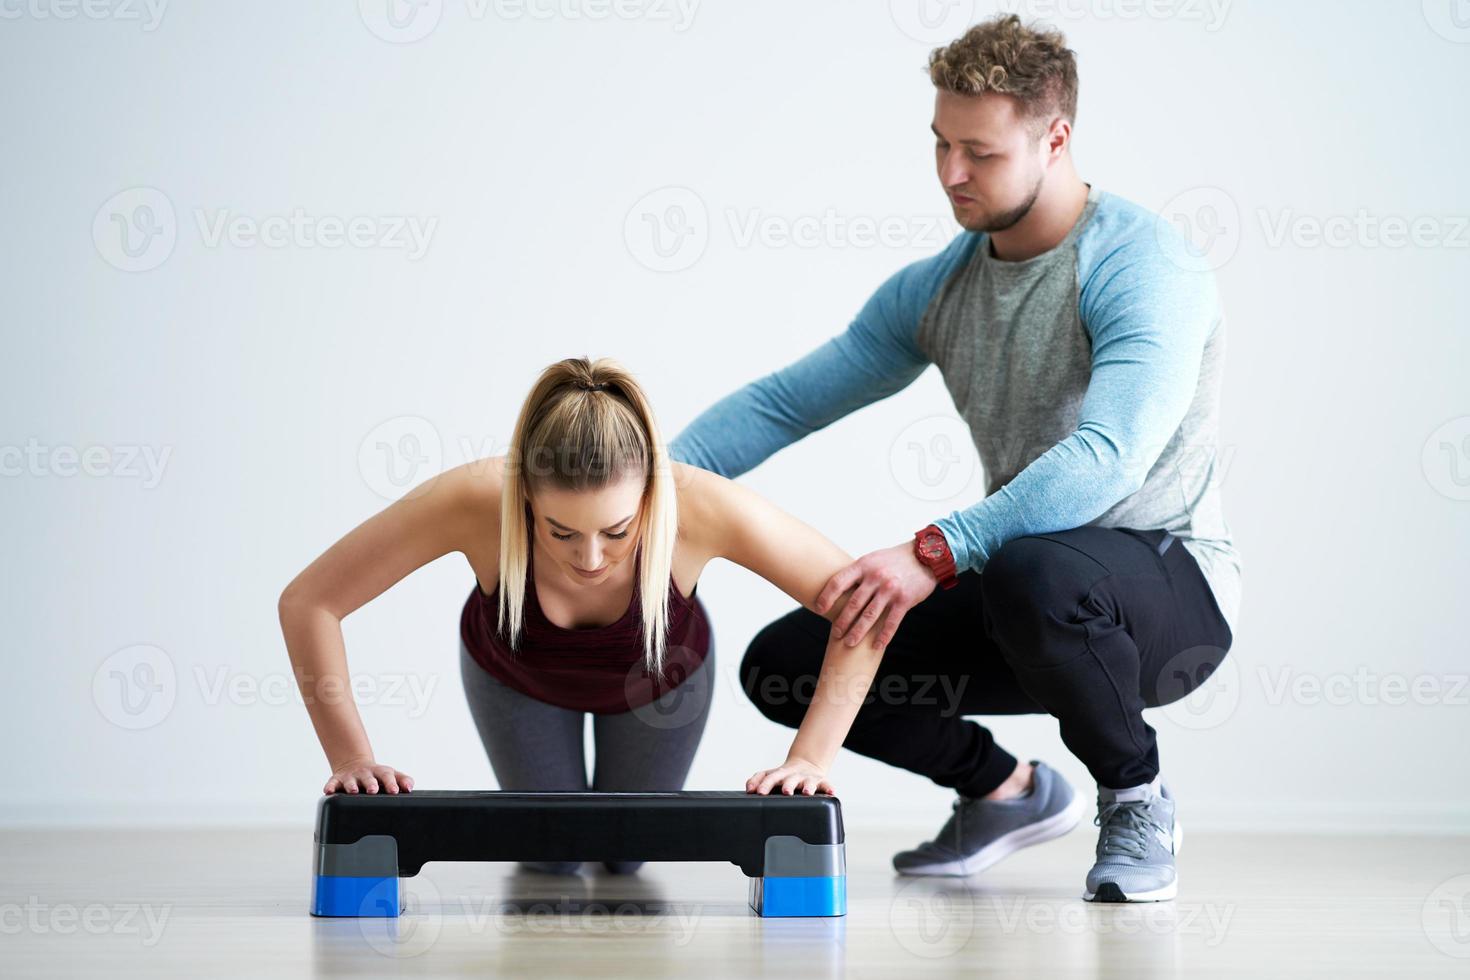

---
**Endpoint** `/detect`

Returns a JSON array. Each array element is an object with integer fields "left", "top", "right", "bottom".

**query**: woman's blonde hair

[{"left": 497, "top": 356, "right": 678, "bottom": 675}]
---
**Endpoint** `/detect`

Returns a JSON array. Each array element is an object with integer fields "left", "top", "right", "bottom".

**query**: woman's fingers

[
  {"left": 324, "top": 763, "right": 413, "bottom": 795},
  {"left": 754, "top": 768, "right": 785, "bottom": 796}
]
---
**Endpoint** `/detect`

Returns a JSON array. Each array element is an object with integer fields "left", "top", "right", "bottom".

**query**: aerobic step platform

[{"left": 310, "top": 790, "right": 846, "bottom": 918}]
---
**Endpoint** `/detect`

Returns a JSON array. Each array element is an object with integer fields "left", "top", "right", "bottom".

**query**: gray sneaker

[
  {"left": 893, "top": 761, "right": 1086, "bottom": 876},
  {"left": 1083, "top": 779, "right": 1183, "bottom": 902}
]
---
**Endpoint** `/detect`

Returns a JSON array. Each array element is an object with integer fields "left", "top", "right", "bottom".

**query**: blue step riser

[
  {"left": 311, "top": 875, "right": 401, "bottom": 917},
  {"left": 752, "top": 876, "right": 847, "bottom": 917}
]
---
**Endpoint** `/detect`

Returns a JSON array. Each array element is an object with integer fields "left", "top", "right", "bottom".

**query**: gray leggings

[{"left": 458, "top": 637, "right": 716, "bottom": 873}]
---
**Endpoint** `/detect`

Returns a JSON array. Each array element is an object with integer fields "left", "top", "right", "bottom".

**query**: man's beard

[{"left": 968, "top": 171, "right": 1045, "bottom": 233}]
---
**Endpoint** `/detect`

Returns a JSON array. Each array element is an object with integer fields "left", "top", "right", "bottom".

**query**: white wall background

[{"left": 2, "top": 0, "right": 1466, "bottom": 833}]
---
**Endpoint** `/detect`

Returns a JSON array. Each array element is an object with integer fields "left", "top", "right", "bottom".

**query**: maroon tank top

[{"left": 459, "top": 543, "right": 712, "bottom": 714}]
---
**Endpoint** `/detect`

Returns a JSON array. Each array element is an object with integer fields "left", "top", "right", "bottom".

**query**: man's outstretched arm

[{"left": 668, "top": 235, "right": 977, "bottom": 476}]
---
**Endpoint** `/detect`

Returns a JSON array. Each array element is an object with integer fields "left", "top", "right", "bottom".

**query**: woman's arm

[
  {"left": 277, "top": 460, "right": 499, "bottom": 793},
  {"left": 676, "top": 463, "right": 897, "bottom": 796}
]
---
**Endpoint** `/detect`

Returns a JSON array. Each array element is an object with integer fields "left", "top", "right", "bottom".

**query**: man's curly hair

[{"left": 928, "top": 15, "right": 1078, "bottom": 135}]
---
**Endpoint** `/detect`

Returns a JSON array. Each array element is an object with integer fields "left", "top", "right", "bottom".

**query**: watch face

[{"left": 919, "top": 533, "right": 943, "bottom": 557}]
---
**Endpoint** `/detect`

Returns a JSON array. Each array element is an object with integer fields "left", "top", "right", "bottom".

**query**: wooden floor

[{"left": 1, "top": 825, "right": 1466, "bottom": 977}]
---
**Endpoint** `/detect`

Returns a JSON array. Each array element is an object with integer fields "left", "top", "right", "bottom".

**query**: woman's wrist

[
  {"left": 327, "top": 750, "right": 375, "bottom": 772},
  {"left": 785, "top": 739, "right": 835, "bottom": 773}
]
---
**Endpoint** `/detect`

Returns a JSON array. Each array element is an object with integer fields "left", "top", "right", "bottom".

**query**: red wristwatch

[{"left": 914, "top": 524, "right": 959, "bottom": 590}]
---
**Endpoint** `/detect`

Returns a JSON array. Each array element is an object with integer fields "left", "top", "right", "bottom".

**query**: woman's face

[{"left": 527, "top": 471, "right": 645, "bottom": 587}]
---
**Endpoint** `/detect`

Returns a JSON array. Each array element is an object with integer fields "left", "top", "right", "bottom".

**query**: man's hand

[{"left": 816, "top": 540, "right": 938, "bottom": 651}]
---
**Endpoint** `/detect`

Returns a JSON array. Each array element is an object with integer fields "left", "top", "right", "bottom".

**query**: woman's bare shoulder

[
  {"left": 453, "top": 455, "right": 507, "bottom": 501},
  {"left": 430, "top": 456, "right": 506, "bottom": 538},
  {"left": 671, "top": 460, "right": 719, "bottom": 518},
  {"left": 670, "top": 460, "right": 755, "bottom": 557}
]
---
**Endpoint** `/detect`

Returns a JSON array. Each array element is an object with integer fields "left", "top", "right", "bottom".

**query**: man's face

[{"left": 932, "top": 89, "right": 1052, "bottom": 233}]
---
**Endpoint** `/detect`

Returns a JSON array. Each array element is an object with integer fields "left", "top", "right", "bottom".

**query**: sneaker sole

[
  {"left": 1084, "top": 880, "right": 1177, "bottom": 903},
  {"left": 895, "top": 791, "right": 1088, "bottom": 877},
  {"left": 1082, "top": 819, "right": 1184, "bottom": 903}
]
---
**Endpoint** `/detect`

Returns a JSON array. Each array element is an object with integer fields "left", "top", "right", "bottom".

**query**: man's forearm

[{"left": 933, "top": 430, "right": 1147, "bottom": 573}]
